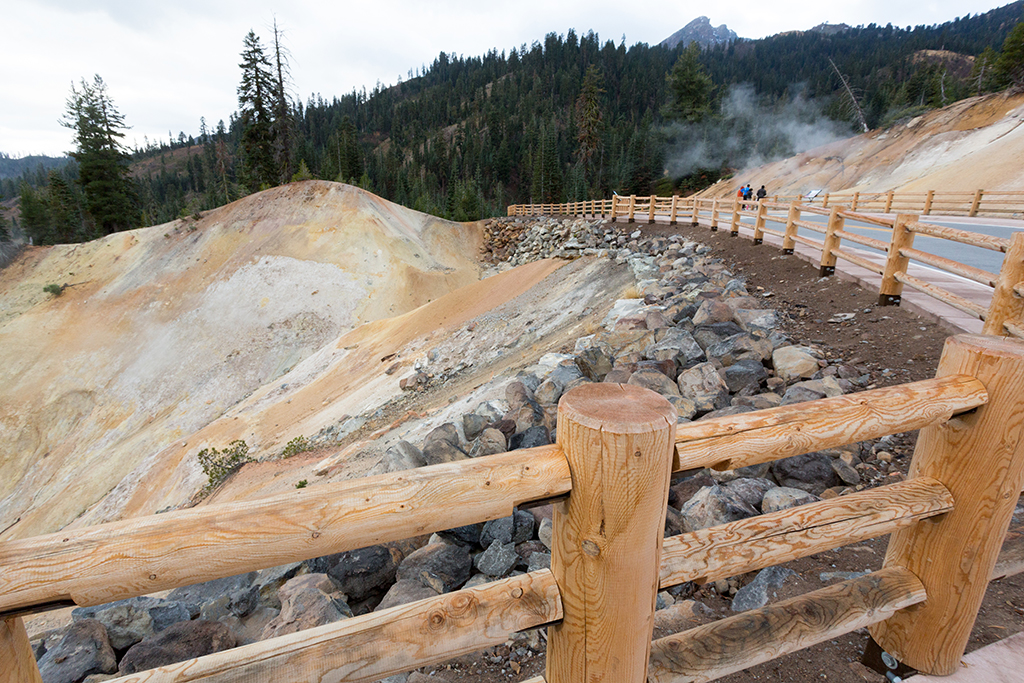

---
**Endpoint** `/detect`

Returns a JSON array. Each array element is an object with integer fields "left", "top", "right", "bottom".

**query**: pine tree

[
  {"left": 237, "top": 30, "right": 277, "bottom": 191},
  {"left": 270, "top": 19, "right": 295, "bottom": 183},
  {"left": 575, "top": 65, "right": 605, "bottom": 183},
  {"left": 994, "top": 19, "right": 1024, "bottom": 88},
  {"left": 19, "top": 183, "right": 50, "bottom": 245},
  {"left": 664, "top": 43, "right": 715, "bottom": 124},
  {"left": 62, "top": 75, "right": 137, "bottom": 235}
]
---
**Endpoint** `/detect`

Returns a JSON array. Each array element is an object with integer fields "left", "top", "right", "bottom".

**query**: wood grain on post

[
  {"left": 970, "top": 189, "right": 984, "bottom": 216},
  {"left": 752, "top": 201, "right": 767, "bottom": 244},
  {"left": 982, "top": 231, "right": 1024, "bottom": 336},
  {"left": 870, "top": 334, "right": 1024, "bottom": 675},
  {"left": 819, "top": 205, "right": 844, "bottom": 276},
  {"left": 546, "top": 384, "right": 677, "bottom": 683},
  {"left": 822, "top": 192, "right": 830, "bottom": 208},
  {"left": 690, "top": 198, "right": 699, "bottom": 226},
  {"left": 628, "top": 195, "right": 637, "bottom": 223},
  {"left": 649, "top": 568, "right": 925, "bottom": 683},
  {"left": 659, "top": 477, "right": 952, "bottom": 588},
  {"left": 1, "top": 617, "right": 43, "bottom": 683},
  {"left": 884, "top": 190, "right": 894, "bottom": 213},
  {"left": 730, "top": 198, "right": 740, "bottom": 236},
  {"left": 0, "top": 447, "right": 570, "bottom": 614},
  {"left": 782, "top": 201, "right": 799, "bottom": 253},
  {"left": 669, "top": 195, "right": 679, "bottom": 225},
  {"left": 649, "top": 195, "right": 657, "bottom": 223},
  {"left": 923, "top": 189, "right": 935, "bottom": 215},
  {"left": 610, "top": 195, "right": 619, "bottom": 221},
  {"left": 710, "top": 199, "right": 719, "bottom": 231},
  {"left": 106, "top": 571, "right": 561, "bottom": 683},
  {"left": 851, "top": 191, "right": 860, "bottom": 211},
  {"left": 878, "top": 213, "right": 915, "bottom": 306}
]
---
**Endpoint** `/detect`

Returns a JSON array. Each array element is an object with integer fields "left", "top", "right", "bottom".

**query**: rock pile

[{"left": 33, "top": 215, "right": 906, "bottom": 683}]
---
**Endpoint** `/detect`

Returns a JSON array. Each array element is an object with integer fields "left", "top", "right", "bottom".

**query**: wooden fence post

[
  {"left": 982, "top": 231, "right": 1024, "bottom": 336},
  {"left": 923, "top": 190, "right": 934, "bottom": 215},
  {"left": 628, "top": 195, "right": 637, "bottom": 223},
  {"left": 730, "top": 198, "right": 740, "bottom": 236},
  {"left": 782, "top": 201, "right": 799, "bottom": 254},
  {"left": 823, "top": 193, "right": 830, "bottom": 208},
  {"left": 649, "top": 195, "right": 657, "bottom": 224},
  {"left": 1, "top": 617, "right": 43, "bottom": 683},
  {"left": 753, "top": 200, "right": 767, "bottom": 245},
  {"left": 547, "top": 384, "right": 676, "bottom": 683},
  {"left": 610, "top": 195, "right": 619, "bottom": 222},
  {"left": 711, "top": 199, "right": 720, "bottom": 231},
  {"left": 869, "top": 334, "right": 1024, "bottom": 675},
  {"left": 690, "top": 199, "right": 699, "bottom": 226},
  {"left": 669, "top": 195, "right": 679, "bottom": 226},
  {"left": 878, "top": 214, "right": 916, "bottom": 306},
  {"left": 851, "top": 192, "right": 860, "bottom": 211},
  {"left": 884, "top": 191, "right": 894, "bottom": 213},
  {"left": 819, "top": 206, "right": 844, "bottom": 276},
  {"left": 970, "top": 189, "right": 984, "bottom": 217}
]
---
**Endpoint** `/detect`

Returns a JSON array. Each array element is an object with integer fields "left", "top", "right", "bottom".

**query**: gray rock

[
  {"left": 462, "top": 414, "right": 489, "bottom": 441},
  {"left": 831, "top": 458, "right": 862, "bottom": 485},
  {"left": 644, "top": 328, "right": 705, "bottom": 366},
  {"left": 780, "top": 384, "right": 828, "bottom": 405},
  {"left": 722, "top": 359, "right": 768, "bottom": 393},
  {"left": 327, "top": 545, "right": 400, "bottom": 602},
  {"left": 533, "top": 379, "right": 563, "bottom": 405},
  {"left": 397, "top": 543, "right": 472, "bottom": 593},
  {"left": 166, "top": 572, "right": 257, "bottom": 620},
  {"left": 677, "top": 362, "right": 730, "bottom": 413},
  {"left": 538, "top": 518, "right": 553, "bottom": 550},
  {"left": 468, "top": 428, "right": 507, "bottom": 457},
  {"left": 253, "top": 562, "right": 303, "bottom": 608},
  {"left": 692, "top": 299, "right": 734, "bottom": 325},
  {"left": 436, "top": 523, "right": 483, "bottom": 547},
  {"left": 379, "top": 441, "right": 426, "bottom": 473},
  {"left": 705, "top": 333, "right": 774, "bottom": 365},
  {"left": 527, "top": 552, "right": 552, "bottom": 572},
  {"left": 421, "top": 438, "right": 467, "bottom": 465},
  {"left": 474, "top": 541, "right": 518, "bottom": 577},
  {"left": 771, "top": 452, "right": 841, "bottom": 495},
  {"left": 772, "top": 346, "right": 821, "bottom": 382},
  {"left": 513, "top": 508, "right": 535, "bottom": 543},
  {"left": 38, "top": 620, "right": 117, "bottom": 683},
  {"left": 423, "top": 423, "right": 460, "bottom": 448},
  {"left": 761, "top": 487, "right": 820, "bottom": 513},
  {"left": 732, "top": 309, "right": 779, "bottom": 336},
  {"left": 787, "top": 377, "right": 845, "bottom": 398},
  {"left": 119, "top": 620, "right": 236, "bottom": 675},
  {"left": 679, "top": 485, "right": 758, "bottom": 531},
  {"left": 73, "top": 597, "right": 191, "bottom": 639},
  {"left": 731, "top": 567, "right": 800, "bottom": 612},
  {"left": 668, "top": 395, "right": 698, "bottom": 420},
  {"left": 474, "top": 400, "right": 510, "bottom": 423},
  {"left": 577, "top": 347, "right": 615, "bottom": 380},
  {"left": 724, "top": 477, "right": 777, "bottom": 511},
  {"left": 374, "top": 579, "right": 439, "bottom": 611},
  {"left": 260, "top": 574, "right": 351, "bottom": 640},
  {"left": 628, "top": 368, "right": 681, "bottom": 398},
  {"left": 481, "top": 516, "right": 514, "bottom": 546},
  {"left": 509, "top": 425, "right": 551, "bottom": 450}
]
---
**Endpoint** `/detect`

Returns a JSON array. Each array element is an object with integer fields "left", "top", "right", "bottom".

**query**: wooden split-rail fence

[
  {"left": 508, "top": 193, "right": 1024, "bottom": 339},
  {"left": 3, "top": 333, "right": 1024, "bottom": 682}
]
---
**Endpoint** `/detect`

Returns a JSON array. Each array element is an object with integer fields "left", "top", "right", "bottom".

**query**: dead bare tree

[{"left": 829, "top": 57, "right": 869, "bottom": 133}]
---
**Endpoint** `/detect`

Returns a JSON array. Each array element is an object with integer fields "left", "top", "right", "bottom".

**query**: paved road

[{"left": 743, "top": 212, "right": 1023, "bottom": 276}]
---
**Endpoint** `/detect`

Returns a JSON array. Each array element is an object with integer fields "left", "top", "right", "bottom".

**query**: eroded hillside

[{"left": 0, "top": 180, "right": 483, "bottom": 539}]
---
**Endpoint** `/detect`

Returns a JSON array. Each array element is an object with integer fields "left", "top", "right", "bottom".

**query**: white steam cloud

[{"left": 662, "top": 84, "right": 852, "bottom": 178}]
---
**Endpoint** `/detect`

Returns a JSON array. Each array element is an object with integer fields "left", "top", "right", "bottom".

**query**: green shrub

[
  {"left": 295, "top": 479, "right": 308, "bottom": 489},
  {"left": 280, "top": 435, "right": 312, "bottom": 458},
  {"left": 44, "top": 284, "right": 64, "bottom": 297},
  {"left": 197, "top": 440, "right": 252, "bottom": 493}
]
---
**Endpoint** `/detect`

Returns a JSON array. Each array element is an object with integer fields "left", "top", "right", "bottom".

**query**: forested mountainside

[{"left": 3, "top": 2, "right": 1022, "bottom": 245}]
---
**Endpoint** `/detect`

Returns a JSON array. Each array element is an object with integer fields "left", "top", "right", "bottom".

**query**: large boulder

[
  {"left": 772, "top": 346, "right": 821, "bottom": 382},
  {"left": 468, "top": 428, "right": 507, "bottom": 457},
  {"left": 771, "top": 452, "right": 841, "bottom": 495},
  {"left": 72, "top": 597, "right": 191, "bottom": 649},
  {"left": 678, "top": 485, "right": 758, "bottom": 531},
  {"left": 167, "top": 572, "right": 257, "bottom": 620},
  {"left": 326, "top": 545, "right": 401, "bottom": 603},
  {"left": 628, "top": 368, "right": 681, "bottom": 398},
  {"left": 374, "top": 580, "right": 440, "bottom": 611},
  {"left": 259, "top": 574, "right": 351, "bottom": 640},
  {"left": 677, "top": 362, "right": 730, "bottom": 413},
  {"left": 38, "top": 620, "right": 117, "bottom": 683},
  {"left": 396, "top": 543, "right": 472, "bottom": 593},
  {"left": 118, "top": 621, "right": 236, "bottom": 674},
  {"left": 644, "top": 328, "right": 705, "bottom": 366}
]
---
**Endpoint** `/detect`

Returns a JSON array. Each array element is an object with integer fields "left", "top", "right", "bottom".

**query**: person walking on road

[{"left": 756, "top": 185, "right": 767, "bottom": 202}]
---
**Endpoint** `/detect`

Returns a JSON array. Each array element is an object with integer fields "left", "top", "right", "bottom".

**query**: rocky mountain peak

[{"left": 661, "top": 16, "right": 738, "bottom": 50}]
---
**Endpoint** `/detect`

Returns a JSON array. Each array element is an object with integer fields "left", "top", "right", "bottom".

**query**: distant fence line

[{"left": 507, "top": 193, "right": 1024, "bottom": 340}]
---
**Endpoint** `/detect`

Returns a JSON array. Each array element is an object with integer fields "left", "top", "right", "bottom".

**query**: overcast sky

[{"left": 1, "top": 0, "right": 1012, "bottom": 157}]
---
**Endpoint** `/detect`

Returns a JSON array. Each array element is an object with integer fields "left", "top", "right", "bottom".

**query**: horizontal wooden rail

[
  {"left": 106, "top": 570, "right": 561, "bottom": 683},
  {"left": 831, "top": 247, "right": 885, "bottom": 275},
  {"left": 761, "top": 227, "right": 784, "bottom": 239},
  {"left": 838, "top": 210, "right": 895, "bottom": 229},
  {"left": 790, "top": 233, "right": 825, "bottom": 250},
  {"left": 792, "top": 219, "right": 827, "bottom": 234},
  {"left": 896, "top": 272, "right": 987, "bottom": 320},
  {"left": 0, "top": 446, "right": 571, "bottom": 614},
  {"left": 648, "top": 567, "right": 926, "bottom": 683},
  {"left": 673, "top": 374, "right": 987, "bottom": 472},
  {"left": 799, "top": 205, "right": 832, "bottom": 217},
  {"left": 659, "top": 477, "right": 952, "bottom": 588},
  {"left": 907, "top": 221, "right": 1011, "bottom": 252},
  {"left": 1006, "top": 321, "right": 1024, "bottom": 339},
  {"left": 899, "top": 247, "right": 999, "bottom": 287},
  {"left": 834, "top": 229, "right": 890, "bottom": 252}
]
